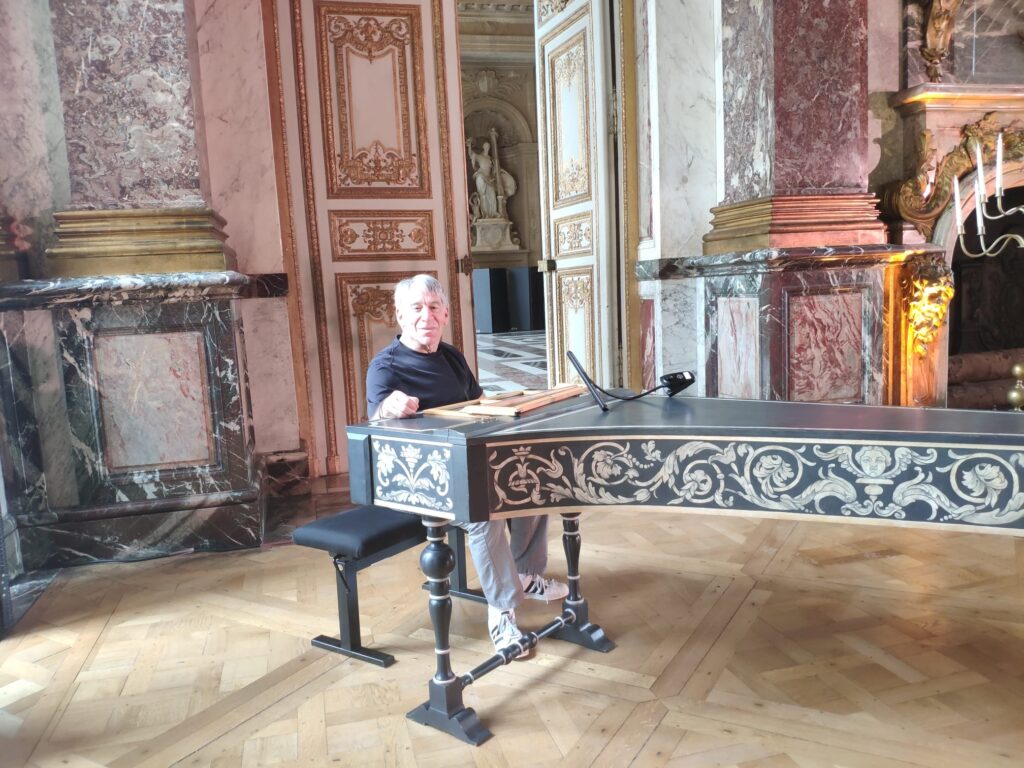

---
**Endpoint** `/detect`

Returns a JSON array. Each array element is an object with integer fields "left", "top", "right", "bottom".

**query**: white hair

[{"left": 394, "top": 274, "right": 449, "bottom": 308}]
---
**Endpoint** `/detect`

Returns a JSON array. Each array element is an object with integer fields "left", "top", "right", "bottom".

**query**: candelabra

[{"left": 952, "top": 133, "right": 1024, "bottom": 258}]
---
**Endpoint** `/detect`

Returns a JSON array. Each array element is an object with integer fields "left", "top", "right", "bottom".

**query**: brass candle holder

[{"left": 1008, "top": 363, "right": 1024, "bottom": 412}]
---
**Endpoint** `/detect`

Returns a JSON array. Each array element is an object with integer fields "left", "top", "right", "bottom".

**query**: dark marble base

[
  {"left": 260, "top": 451, "right": 311, "bottom": 497},
  {"left": 7, "top": 569, "right": 58, "bottom": 635},
  {"left": 18, "top": 500, "right": 264, "bottom": 570}
]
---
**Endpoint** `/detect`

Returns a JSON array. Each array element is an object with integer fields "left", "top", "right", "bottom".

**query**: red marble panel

[
  {"left": 787, "top": 291, "right": 864, "bottom": 403},
  {"left": 773, "top": 0, "right": 869, "bottom": 193}
]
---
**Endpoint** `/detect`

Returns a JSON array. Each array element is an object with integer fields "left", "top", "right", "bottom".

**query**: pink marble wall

[
  {"left": 773, "top": 0, "right": 869, "bottom": 194},
  {"left": 51, "top": 0, "right": 203, "bottom": 209},
  {"left": 721, "top": 0, "right": 774, "bottom": 204},
  {"left": 191, "top": 0, "right": 283, "bottom": 274},
  {"left": 0, "top": 2, "right": 70, "bottom": 270},
  {"left": 787, "top": 291, "right": 864, "bottom": 402}
]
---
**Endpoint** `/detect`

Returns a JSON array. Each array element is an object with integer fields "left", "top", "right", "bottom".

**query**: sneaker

[
  {"left": 519, "top": 573, "right": 569, "bottom": 602},
  {"left": 488, "top": 607, "right": 530, "bottom": 660}
]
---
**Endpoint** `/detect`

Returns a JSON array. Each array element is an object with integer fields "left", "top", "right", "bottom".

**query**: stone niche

[{"left": 0, "top": 271, "right": 262, "bottom": 628}]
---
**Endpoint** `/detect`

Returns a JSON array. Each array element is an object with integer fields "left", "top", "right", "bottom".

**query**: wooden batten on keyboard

[{"left": 420, "top": 385, "right": 587, "bottom": 417}]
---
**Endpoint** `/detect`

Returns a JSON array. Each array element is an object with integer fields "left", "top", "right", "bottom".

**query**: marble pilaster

[
  {"left": 713, "top": 0, "right": 882, "bottom": 254},
  {"left": 50, "top": 0, "right": 203, "bottom": 209},
  {"left": 720, "top": 0, "right": 773, "bottom": 204}
]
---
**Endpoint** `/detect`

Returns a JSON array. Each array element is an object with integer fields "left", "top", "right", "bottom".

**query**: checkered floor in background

[{"left": 476, "top": 330, "right": 548, "bottom": 392}]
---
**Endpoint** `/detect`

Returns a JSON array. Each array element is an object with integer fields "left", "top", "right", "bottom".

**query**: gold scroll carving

[
  {"left": 903, "top": 259, "right": 954, "bottom": 358},
  {"left": 920, "top": 0, "right": 963, "bottom": 83},
  {"left": 880, "top": 113, "right": 1024, "bottom": 240}
]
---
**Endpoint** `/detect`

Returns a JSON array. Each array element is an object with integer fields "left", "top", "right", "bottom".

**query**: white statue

[
  {"left": 465, "top": 128, "right": 522, "bottom": 252},
  {"left": 466, "top": 129, "right": 517, "bottom": 222}
]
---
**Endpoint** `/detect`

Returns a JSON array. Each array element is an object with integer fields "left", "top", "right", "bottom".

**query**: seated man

[{"left": 366, "top": 274, "right": 568, "bottom": 656}]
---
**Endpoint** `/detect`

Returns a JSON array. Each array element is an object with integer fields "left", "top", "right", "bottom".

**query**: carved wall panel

[
  {"left": 336, "top": 271, "right": 429, "bottom": 423},
  {"left": 329, "top": 210, "right": 433, "bottom": 261},
  {"left": 555, "top": 212, "right": 593, "bottom": 257},
  {"left": 315, "top": 2, "right": 430, "bottom": 198},
  {"left": 549, "top": 31, "right": 591, "bottom": 207},
  {"left": 554, "top": 266, "right": 594, "bottom": 383},
  {"left": 786, "top": 290, "right": 866, "bottom": 403}
]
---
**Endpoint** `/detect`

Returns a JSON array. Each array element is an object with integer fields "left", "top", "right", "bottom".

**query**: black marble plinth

[{"left": 0, "top": 271, "right": 263, "bottom": 634}]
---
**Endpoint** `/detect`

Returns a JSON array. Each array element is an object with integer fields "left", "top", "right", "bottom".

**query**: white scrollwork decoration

[
  {"left": 487, "top": 440, "right": 1024, "bottom": 529},
  {"left": 375, "top": 442, "right": 453, "bottom": 512}
]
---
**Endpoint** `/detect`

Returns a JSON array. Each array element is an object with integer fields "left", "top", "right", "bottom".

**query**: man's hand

[{"left": 376, "top": 390, "right": 420, "bottom": 419}]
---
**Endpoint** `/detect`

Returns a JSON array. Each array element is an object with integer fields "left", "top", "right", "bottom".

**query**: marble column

[{"left": 708, "top": 0, "right": 885, "bottom": 253}]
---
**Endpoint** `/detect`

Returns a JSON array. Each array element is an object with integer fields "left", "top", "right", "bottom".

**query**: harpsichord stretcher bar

[{"left": 346, "top": 394, "right": 1024, "bottom": 745}]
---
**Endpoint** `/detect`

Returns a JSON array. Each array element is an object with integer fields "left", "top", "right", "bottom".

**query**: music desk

[{"left": 347, "top": 395, "right": 1024, "bottom": 745}]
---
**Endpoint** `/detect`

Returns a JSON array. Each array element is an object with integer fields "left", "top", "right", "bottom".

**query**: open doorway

[{"left": 456, "top": 4, "right": 548, "bottom": 392}]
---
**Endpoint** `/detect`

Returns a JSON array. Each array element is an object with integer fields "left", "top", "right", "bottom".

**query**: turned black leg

[
  {"left": 406, "top": 518, "right": 492, "bottom": 745},
  {"left": 549, "top": 512, "right": 615, "bottom": 652}
]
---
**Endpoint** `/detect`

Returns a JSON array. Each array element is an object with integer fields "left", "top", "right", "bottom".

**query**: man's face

[{"left": 395, "top": 287, "right": 449, "bottom": 353}]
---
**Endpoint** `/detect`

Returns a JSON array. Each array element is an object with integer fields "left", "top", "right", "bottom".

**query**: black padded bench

[{"left": 293, "top": 505, "right": 483, "bottom": 667}]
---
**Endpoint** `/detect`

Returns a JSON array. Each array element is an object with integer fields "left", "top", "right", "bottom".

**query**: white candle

[
  {"left": 996, "top": 132, "right": 1004, "bottom": 198},
  {"left": 953, "top": 178, "right": 963, "bottom": 235},
  {"left": 973, "top": 138, "right": 987, "bottom": 203},
  {"left": 974, "top": 173, "right": 986, "bottom": 235}
]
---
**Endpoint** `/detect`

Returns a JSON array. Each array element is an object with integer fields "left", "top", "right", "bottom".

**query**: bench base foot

[{"left": 311, "top": 634, "right": 396, "bottom": 667}]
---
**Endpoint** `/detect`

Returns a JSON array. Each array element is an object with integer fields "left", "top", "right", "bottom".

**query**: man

[{"left": 366, "top": 274, "right": 568, "bottom": 656}]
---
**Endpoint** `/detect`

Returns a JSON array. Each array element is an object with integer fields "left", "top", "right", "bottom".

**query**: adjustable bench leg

[{"left": 313, "top": 555, "right": 396, "bottom": 667}]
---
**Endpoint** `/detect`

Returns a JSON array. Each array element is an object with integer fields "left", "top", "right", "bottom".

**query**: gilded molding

[
  {"left": 920, "top": 0, "right": 963, "bottom": 83},
  {"left": 43, "top": 208, "right": 234, "bottom": 277},
  {"left": 555, "top": 212, "right": 592, "bottom": 257},
  {"left": 555, "top": 267, "right": 594, "bottom": 382},
  {"left": 538, "top": 0, "right": 572, "bottom": 25},
  {"left": 329, "top": 210, "right": 433, "bottom": 260},
  {"left": 293, "top": 0, "right": 340, "bottom": 473},
  {"left": 549, "top": 32, "right": 591, "bottom": 206},
  {"left": 315, "top": 3, "right": 430, "bottom": 198},
  {"left": 879, "top": 113, "right": 1024, "bottom": 240},
  {"left": 264, "top": 0, "right": 315, "bottom": 475},
  {"left": 429, "top": 0, "right": 464, "bottom": 351}
]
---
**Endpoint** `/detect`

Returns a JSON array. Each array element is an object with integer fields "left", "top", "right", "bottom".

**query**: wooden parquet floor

[{"left": 3, "top": 509, "right": 1024, "bottom": 767}]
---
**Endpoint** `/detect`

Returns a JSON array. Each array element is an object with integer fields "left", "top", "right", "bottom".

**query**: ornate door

[
  {"left": 270, "top": 0, "right": 474, "bottom": 475},
  {"left": 536, "top": 0, "right": 618, "bottom": 386}
]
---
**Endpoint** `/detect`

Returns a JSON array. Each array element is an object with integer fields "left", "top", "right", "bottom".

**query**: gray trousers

[{"left": 455, "top": 515, "right": 550, "bottom": 611}]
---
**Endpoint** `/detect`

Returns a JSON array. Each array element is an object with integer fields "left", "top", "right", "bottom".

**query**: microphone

[
  {"left": 660, "top": 370, "right": 696, "bottom": 397},
  {"left": 566, "top": 350, "right": 609, "bottom": 411}
]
